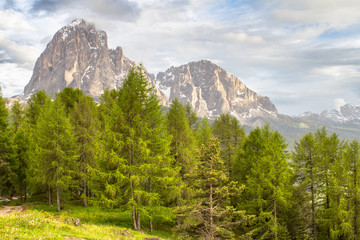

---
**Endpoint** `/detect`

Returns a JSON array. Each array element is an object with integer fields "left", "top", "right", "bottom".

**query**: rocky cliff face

[
  {"left": 23, "top": 19, "right": 134, "bottom": 100},
  {"left": 22, "top": 19, "right": 279, "bottom": 125},
  {"left": 155, "top": 60, "right": 278, "bottom": 124}
]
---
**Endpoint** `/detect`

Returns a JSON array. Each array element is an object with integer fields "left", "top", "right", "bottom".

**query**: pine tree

[
  {"left": 213, "top": 113, "right": 245, "bottom": 180},
  {"left": 11, "top": 101, "right": 31, "bottom": 201},
  {"left": 58, "top": 88, "right": 101, "bottom": 207},
  {"left": 184, "top": 102, "right": 198, "bottom": 130},
  {"left": 196, "top": 118, "right": 213, "bottom": 147},
  {"left": 0, "top": 87, "right": 12, "bottom": 197},
  {"left": 293, "top": 132, "right": 319, "bottom": 240},
  {"left": 25, "top": 90, "right": 51, "bottom": 126},
  {"left": 12, "top": 126, "right": 31, "bottom": 201},
  {"left": 237, "top": 125, "right": 292, "bottom": 239},
  {"left": 72, "top": 93, "right": 100, "bottom": 207},
  {"left": 166, "top": 98, "right": 196, "bottom": 178},
  {"left": 93, "top": 65, "right": 178, "bottom": 231},
  {"left": 175, "top": 138, "right": 245, "bottom": 239},
  {"left": 343, "top": 140, "right": 360, "bottom": 239},
  {"left": 34, "top": 96, "right": 78, "bottom": 211}
]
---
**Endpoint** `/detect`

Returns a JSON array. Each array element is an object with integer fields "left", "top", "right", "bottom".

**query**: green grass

[{"left": 0, "top": 196, "right": 178, "bottom": 239}]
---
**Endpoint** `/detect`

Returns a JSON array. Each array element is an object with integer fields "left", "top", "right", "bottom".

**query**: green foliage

[
  {"left": 213, "top": 113, "right": 245, "bottom": 180},
  {"left": 0, "top": 90, "right": 12, "bottom": 196},
  {"left": 92, "top": 65, "right": 179, "bottom": 232},
  {"left": 176, "top": 138, "right": 246, "bottom": 239},
  {"left": 25, "top": 90, "right": 51, "bottom": 126},
  {"left": 34, "top": 96, "right": 78, "bottom": 210},
  {"left": 196, "top": 117, "right": 213, "bottom": 147},
  {"left": 2, "top": 66, "right": 360, "bottom": 239},
  {"left": 166, "top": 98, "right": 196, "bottom": 179},
  {"left": 237, "top": 125, "right": 293, "bottom": 239}
]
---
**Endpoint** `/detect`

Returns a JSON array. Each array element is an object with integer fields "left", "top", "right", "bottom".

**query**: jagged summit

[
  {"left": 23, "top": 19, "right": 134, "bottom": 100},
  {"left": 155, "top": 60, "right": 278, "bottom": 124}
]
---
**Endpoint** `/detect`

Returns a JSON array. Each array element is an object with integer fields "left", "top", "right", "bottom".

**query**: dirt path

[{"left": 0, "top": 205, "right": 27, "bottom": 215}]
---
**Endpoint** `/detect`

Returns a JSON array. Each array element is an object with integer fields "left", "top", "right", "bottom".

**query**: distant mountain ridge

[{"left": 299, "top": 104, "right": 360, "bottom": 123}]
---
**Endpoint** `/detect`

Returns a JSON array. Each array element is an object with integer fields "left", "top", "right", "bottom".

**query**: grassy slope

[{"left": 0, "top": 198, "right": 176, "bottom": 240}]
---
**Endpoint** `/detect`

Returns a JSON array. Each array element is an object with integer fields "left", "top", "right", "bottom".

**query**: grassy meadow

[{"left": 0, "top": 196, "right": 176, "bottom": 240}]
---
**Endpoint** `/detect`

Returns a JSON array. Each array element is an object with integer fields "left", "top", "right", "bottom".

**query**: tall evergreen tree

[
  {"left": 12, "top": 126, "right": 31, "bottom": 201},
  {"left": 176, "top": 138, "right": 245, "bottom": 239},
  {"left": 343, "top": 140, "right": 360, "bottom": 239},
  {"left": 196, "top": 118, "right": 213, "bottom": 147},
  {"left": 237, "top": 125, "right": 292, "bottom": 239},
  {"left": 11, "top": 101, "right": 31, "bottom": 201},
  {"left": 184, "top": 102, "right": 198, "bottom": 130},
  {"left": 93, "top": 65, "right": 178, "bottom": 231},
  {"left": 166, "top": 98, "right": 196, "bottom": 178},
  {"left": 34, "top": 97, "right": 78, "bottom": 211},
  {"left": 0, "top": 87, "right": 12, "bottom": 196},
  {"left": 72, "top": 93, "right": 100, "bottom": 207},
  {"left": 25, "top": 90, "right": 51, "bottom": 126},
  {"left": 213, "top": 113, "right": 245, "bottom": 180},
  {"left": 293, "top": 132, "right": 319, "bottom": 240}
]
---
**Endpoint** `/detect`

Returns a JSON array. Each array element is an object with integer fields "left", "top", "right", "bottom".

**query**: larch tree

[
  {"left": 94, "top": 65, "right": 178, "bottom": 231},
  {"left": 196, "top": 117, "right": 213, "bottom": 147},
  {"left": 293, "top": 132, "right": 319, "bottom": 240},
  {"left": 72, "top": 94, "right": 100, "bottom": 207},
  {"left": 0, "top": 87, "right": 12, "bottom": 197},
  {"left": 343, "top": 140, "right": 360, "bottom": 239},
  {"left": 175, "top": 138, "right": 245, "bottom": 239},
  {"left": 213, "top": 113, "right": 245, "bottom": 181},
  {"left": 237, "top": 125, "right": 292, "bottom": 239},
  {"left": 166, "top": 98, "right": 196, "bottom": 179},
  {"left": 11, "top": 101, "right": 31, "bottom": 201},
  {"left": 35, "top": 96, "right": 78, "bottom": 211}
]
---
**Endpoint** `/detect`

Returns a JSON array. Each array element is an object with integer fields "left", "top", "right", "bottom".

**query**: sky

[{"left": 0, "top": 0, "right": 360, "bottom": 115}]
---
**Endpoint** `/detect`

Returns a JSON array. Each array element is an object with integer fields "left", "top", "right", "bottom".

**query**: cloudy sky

[{"left": 1, "top": 0, "right": 360, "bottom": 115}]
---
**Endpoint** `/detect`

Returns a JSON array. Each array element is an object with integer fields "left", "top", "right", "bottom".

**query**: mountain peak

[
  {"left": 23, "top": 19, "right": 133, "bottom": 100},
  {"left": 68, "top": 18, "right": 87, "bottom": 28},
  {"left": 156, "top": 60, "right": 278, "bottom": 124}
]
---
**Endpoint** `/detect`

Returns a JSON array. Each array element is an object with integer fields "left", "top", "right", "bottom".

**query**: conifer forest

[{"left": 1, "top": 65, "right": 360, "bottom": 239}]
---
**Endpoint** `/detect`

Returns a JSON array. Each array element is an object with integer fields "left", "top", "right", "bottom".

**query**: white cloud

[
  {"left": 0, "top": 63, "right": 32, "bottom": 97},
  {"left": 224, "top": 32, "right": 265, "bottom": 44},
  {"left": 0, "top": 9, "right": 35, "bottom": 31},
  {"left": 334, "top": 98, "right": 346, "bottom": 110},
  {"left": 0, "top": 30, "right": 40, "bottom": 68},
  {"left": 273, "top": 0, "right": 360, "bottom": 28}
]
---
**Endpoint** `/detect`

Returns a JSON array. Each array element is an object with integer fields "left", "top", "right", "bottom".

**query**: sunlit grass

[
  {"left": 0, "top": 196, "right": 177, "bottom": 239},
  {"left": 0, "top": 210, "right": 148, "bottom": 239}
]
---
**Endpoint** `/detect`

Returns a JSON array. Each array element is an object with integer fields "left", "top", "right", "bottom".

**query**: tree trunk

[
  {"left": 132, "top": 204, "right": 138, "bottom": 230},
  {"left": 148, "top": 177, "right": 153, "bottom": 232},
  {"left": 310, "top": 155, "right": 317, "bottom": 240},
  {"left": 325, "top": 176, "right": 330, "bottom": 239},
  {"left": 19, "top": 175, "right": 23, "bottom": 202},
  {"left": 83, "top": 180, "right": 88, "bottom": 207},
  {"left": 210, "top": 182, "right": 214, "bottom": 240},
  {"left": 274, "top": 199, "right": 277, "bottom": 240},
  {"left": 137, "top": 210, "right": 141, "bottom": 231},
  {"left": 354, "top": 160, "right": 358, "bottom": 236},
  {"left": 56, "top": 185, "right": 61, "bottom": 211},
  {"left": 24, "top": 182, "right": 27, "bottom": 201},
  {"left": 48, "top": 185, "right": 52, "bottom": 206}
]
